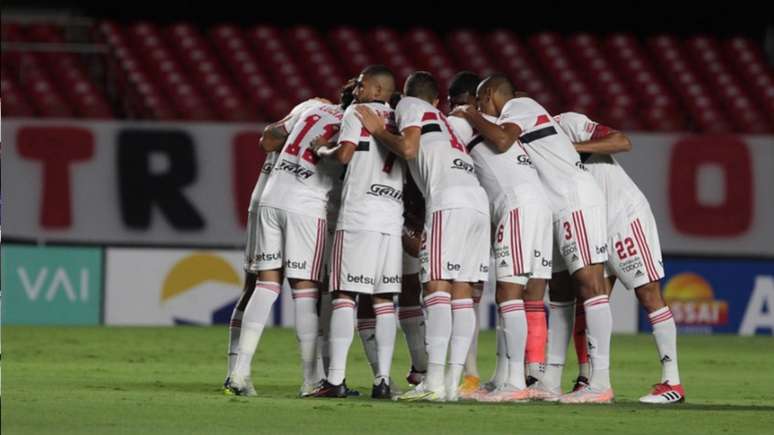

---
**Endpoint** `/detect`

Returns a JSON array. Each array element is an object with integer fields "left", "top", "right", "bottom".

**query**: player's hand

[
  {"left": 310, "top": 134, "right": 327, "bottom": 152},
  {"left": 450, "top": 104, "right": 476, "bottom": 119},
  {"left": 355, "top": 106, "right": 385, "bottom": 134}
]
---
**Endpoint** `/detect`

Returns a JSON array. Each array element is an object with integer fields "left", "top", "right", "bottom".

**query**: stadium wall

[{"left": 2, "top": 119, "right": 773, "bottom": 335}]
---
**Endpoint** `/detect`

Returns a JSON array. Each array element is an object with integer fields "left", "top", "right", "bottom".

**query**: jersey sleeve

[
  {"left": 395, "top": 98, "right": 424, "bottom": 131},
  {"left": 337, "top": 106, "right": 362, "bottom": 146},
  {"left": 447, "top": 116, "right": 474, "bottom": 145},
  {"left": 555, "top": 112, "right": 598, "bottom": 143},
  {"left": 498, "top": 98, "right": 541, "bottom": 131}
]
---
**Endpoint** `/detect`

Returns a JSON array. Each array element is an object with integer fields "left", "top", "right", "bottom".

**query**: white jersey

[
  {"left": 336, "top": 102, "right": 405, "bottom": 235},
  {"left": 260, "top": 102, "right": 344, "bottom": 218},
  {"left": 554, "top": 112, "right": 650, "bottom": 222},
  {"left": 499, "top": 97, "right": 603, "bottom": 213},
  {"left": 253, "top": 151, "right": 278, "bottom": 202},
  {"left": 451, "top": 114, "right": 549, "bottom": 221},
  {"left": 394, "top": 96, "right": 488, "bottom": 214}
]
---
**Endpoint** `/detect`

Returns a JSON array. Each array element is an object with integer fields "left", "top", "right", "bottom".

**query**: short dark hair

[
  {"left": 339, "top": 78, "right": 358, "bottom": 110},
  {"left": 389, "top": 91, "right": 403, "bottom": 108},
  {"left": 404, "top": 71, "right": 438, "bottom": 102},
  {"left": 361, "top": 64, "right": 394, "bottom": 80},
  {"left": 448, "top": 71, "right": 481, "bottom": 99}
]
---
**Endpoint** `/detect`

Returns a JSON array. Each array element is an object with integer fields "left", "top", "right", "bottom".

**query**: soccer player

[
  {"left": 224, "top": 97, "right": 330, "bottom": 395},
  {"left": 555, "top": 112, "right": 684, "bottom": 404},
  {"left": 310, "top": 65, "right": 404, "bottom": 399},
  {"left": 357, "top": 71, "right": 490, "bottom": 402},
  {"left": 463, "top": 75, "right": 613, "bottom": 404},
  {"left": 226, "top": 82, "right": 354, "bottom": 397}
]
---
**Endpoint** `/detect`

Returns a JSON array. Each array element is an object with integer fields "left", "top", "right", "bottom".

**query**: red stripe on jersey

[{"left": 422, "top": 112, "right": 438, "bottom": 121}]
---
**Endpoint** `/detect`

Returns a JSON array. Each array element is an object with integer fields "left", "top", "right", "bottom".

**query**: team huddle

[{"left": 222, "top": 65, "right": 685, "bottom": 404}]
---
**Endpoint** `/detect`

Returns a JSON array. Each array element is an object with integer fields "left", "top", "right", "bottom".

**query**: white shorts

[
  {"left": 403, "top": 252, "right": 420, "bottom": 276},
  {"left": 255, "top": 206, "right": 327, "bottom": 281},
  {"left": 243, "top": 184, "right": 263, "bottom": 272},
  {"left": 330, "top": 229, "right": 402, "bottom": 294},
  {"left": 553, "top": 205, "right": 608, "bottom": 275},
  {"left": 493, "top": 203, "right": 553, "bottom": 285},
  {"left": 419, "top": 208, "right": 490, "bottom": 283},
  {"left": 606, "top": 204, "right": 665, "bottom": 289}
]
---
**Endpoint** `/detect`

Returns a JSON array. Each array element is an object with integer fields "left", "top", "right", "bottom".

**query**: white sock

[
  {"left": 293, "top": 288, "right": 320, "bottom": 385},
  {"left": 464, "top": 297, "right": 481, "bottom": 377},
  {"left": 319, "top": 292, "right": 333, "bottom": 373},
  {"left": 227, "top": 308, "right": 243, "bottom": 378},
  {"left": 398, "top": 305, "right": 427, "bottom": 372},
  {"left": 424, "top": 292, "right": 451, "bottom": 391},
  {"left": 527, "top": 363, "right": 544, "bottom": 380},
  {"left": 500, "top": 300, "right": 527, "bottom": 389},
  {"left": 374, "top": 302, "right": 397, "bottom": 383},
  {"left": 232, "top": 281, "right": 280, "bottom": 380},
  {"left": 584, "top": 295, "right": 612, "bottom": 390},
  {"left": 544, "top": 300, "right": 574, "bottom": 390},
  {"left": 357, "top": 318, "right": 378, "bottom": 377},
  {"left": 491, "top": 314, "right": 508, "bottom": 386},
  {"left": 447, "top": 298, "right": 476, "bottom": 393},
  {"left": 649, "top": 307, "right": 680, "bottom": 385},
  {"left": 327, "top": 298, "right": 356, "bottom": 385}
]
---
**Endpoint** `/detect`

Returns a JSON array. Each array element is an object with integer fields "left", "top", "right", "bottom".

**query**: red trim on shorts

[
  {"left": 431, "top": 211, "right": 442, "bottom": 281},
  {"left": 632, "top": 218, "right": 659, "bottom": 282},
  {"left": 510, "top": 209, "right": 524, "bottom": 275},
  {"left": 311, "top": 219, "right": 325, "bottom": 281},
  {"left": 572, "top": 211, "right": 592, "bottom": 266},
  {"left": 332, "top": 230, "right": 344, "bottom": 291}
]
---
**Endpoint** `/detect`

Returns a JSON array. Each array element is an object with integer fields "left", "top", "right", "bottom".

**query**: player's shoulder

[
  {"left": 554, "top": 111, "right": 596, "bottom": 135},
  {"left": 503, "top": 96, "right": 544, "bottom": 114},
  {"left": 447, "top": 115, "right": 473, "bottom": 140},
  {"left": 396, "top": 96, "right": 427, "bottom": 112}
]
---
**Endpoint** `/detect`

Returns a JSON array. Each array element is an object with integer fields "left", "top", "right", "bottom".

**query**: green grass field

[{"left": 2, "top": 327, "right": 773, "bottom": 434}]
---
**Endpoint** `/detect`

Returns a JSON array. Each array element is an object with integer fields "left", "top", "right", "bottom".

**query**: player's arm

[
  {"left": 402, "top": 229, "right": 422, "bottom": 257},
  {"left": 356, "top": 106, "right": 420, "bottom": 160},
  {"left": 259, "top": 120, "right": 289, "bottom": 153},
  {"left": 452, "top": 105, "right": 521, "bottom": 153},
  {"left": 573, "top": 129, "right": 632, "bottom": 155},
  {"left": 334, "top": 141, "right": 357, "bottom": 164}
]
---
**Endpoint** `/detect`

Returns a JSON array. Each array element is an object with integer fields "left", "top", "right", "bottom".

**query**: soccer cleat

[
  {"left": 406, "top": 367, "right": 426, "bottom": 386},
  {"left": 345, "top": 386, "right": 361, "bottom": 397},
  {"left": 299, "top": 380, "right": 323, "bottom": 398},
  {"left": 526, "top": 381, "right": 561, "bottom": 402},
  {"left": 224, "top": 376, "right": 257, "bottom": 397},
  {"left": 309, "top": 380, "right": 348, "bottom": 398},
  {"left": 464, "top": 381, "right": 498, "bottom": 401},
  {"left": 371, "top": 378, "right": 392, "bottom": 400},
  {"left": 395, "top": 382, "right": 445, "bottom": 402},
  {"left": 457, "top": 375, "right": 481, "bottom": 400},
  {"left": 570, "top": 376, "right": 589, "bottom": 393},
  {"left": 639, "top": 382, "right": 685, "bottom": 404},
  {"left": 558, "top": 385, "right": 614, "bottom": 404},
  {"left": 477, "top": 384, "right": 531, "bottom": 403}
]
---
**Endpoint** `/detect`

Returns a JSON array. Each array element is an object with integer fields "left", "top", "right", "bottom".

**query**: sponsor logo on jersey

[
  {"left": 367, "top": 184, "right": 403, "bottom": 202},
  {"left": 575, "top": 161, "right": 588, "bottom": 172},
  {"left": 516, "top": 154, "right": 535, "bottom": 167},
  {"left": 534, "top": 250, "right": 542, "bottom": 258},
  {"left": 596, "top": 245, "right": 608, "bottom": 255},
  {"left": 541, "top": 258, "right": 552, "bottom": 268},
  {"left": 261, "top": 161, "right": 273, "bottom": 175},
  {"left": 480, "top": 264, "right": 489, "bottom": 273},
  {"left": 494, "top": 247, "right": 510, "bottom": 259},
  {"left": 451, "top": 158, "right": 475, "bottom": 173},
  {"left": 276, "top": 159, "right": 314, "bottom": 179},
  {"left": 446, "top": 262, "right": 461, "bottom": 271}
]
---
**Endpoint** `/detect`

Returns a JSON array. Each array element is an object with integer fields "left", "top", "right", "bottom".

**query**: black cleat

[
  {"left": 371, "top": 378, "right": 392, "bottom": 399},
  {"left": 526, "top": 375, "right": 540, "bottom": 387},
  {"left": 571, "top": 376, "right": 590, "bottom": 393},
  {"left": 310, "top": 380, "right": 348, "bottom": 398},
  {"left": 345, "top": 387, "right": 361, "bottom": 397}
]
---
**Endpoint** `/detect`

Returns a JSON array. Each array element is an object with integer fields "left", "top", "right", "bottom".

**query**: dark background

[{"left": 3, "top": 0, "right": 773, "bottom": 38}]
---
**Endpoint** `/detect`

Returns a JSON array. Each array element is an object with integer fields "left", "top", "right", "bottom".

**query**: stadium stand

[{"left": 2, "top": 20, "right": 772, "bottom": 132}]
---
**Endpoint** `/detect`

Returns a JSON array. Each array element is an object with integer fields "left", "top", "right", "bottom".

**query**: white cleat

[
  {"left": 395, "top": 382, "right": 446, "bottom": 402},
  {"left": 224, "top": 375, "right": 257, "bottom": 397},
  {"left": 299, "top": 380, "right": 324, "bottom": 398},
  {"left": 639, "top": 383, "right": 685, "bottom": 404},
  {"left": 477, "top": 383, "right": 531, "bottom": 403},
  {"left": 526, "top": 380, "right": 561, "bottom": 402}
]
